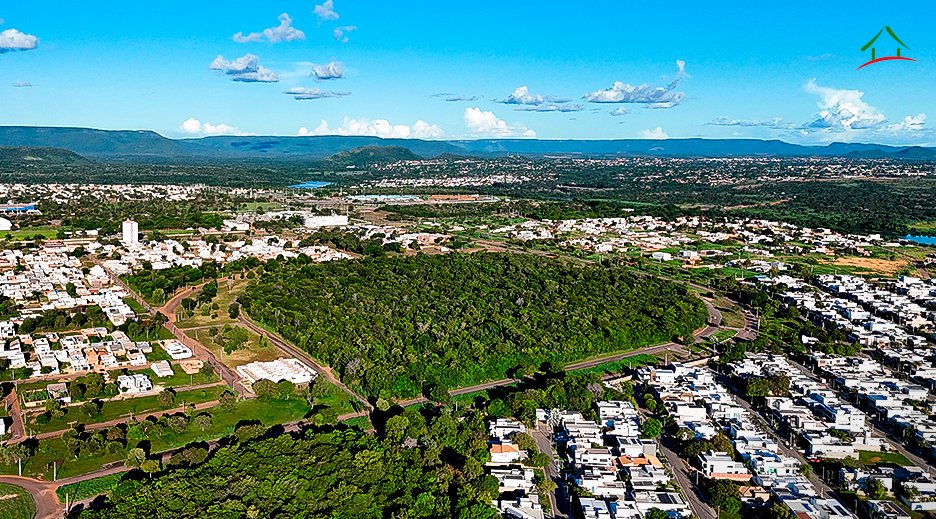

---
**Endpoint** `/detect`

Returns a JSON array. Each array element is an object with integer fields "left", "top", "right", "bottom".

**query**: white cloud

[
  {"left": 609, "top": 107, "right": 630, "bottom": 116},
  {"left": 584, "top": 60, "right": 687, "bottom": 108},
  {"left": 179, "top": 118, "right": 250, "bottom": 136},
  {"left": 314, "top": 0, "right": 339, "bottom": 21},
  {"left": 0, "top": 28, "right": 39, "bottom": 53},
  {"left": 210, "top": 54, "right": 279, "bottom": 83},
  {"left": 639, "top": 126, "right": 668, "bottom": 139},
  {"left": 333, "top": 25, "right": 357, "bottom": 43},
  {"left": 502, "top": 85, "right": 545, "bottom": 106},
  {"left": 311, "top": 61, "right": 344, "bottom": 80},
  {"left": 464, "top": 107, "right": 535, "bottom": 137},
  {"left": 803, "top": 79, "right": 885, "bottom": 131},
  {"left": 300, "top": 117, "right": 444, "bottom": 139},
  {"left": 284, "top": 87, "right": 350, "bottom": 100},
  {"left": 885, "top": 113, "right": 926, "bottom": 133},
  {"left": 233, "top": 13, "right": 305, "bottom": 43},
  {"left": 498, "top": 85, "right": 574, "bottom": 109}
]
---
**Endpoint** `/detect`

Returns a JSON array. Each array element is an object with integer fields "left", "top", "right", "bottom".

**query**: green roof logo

[{"left": 858, "top": 26, "right": 916, "bottom": 70}]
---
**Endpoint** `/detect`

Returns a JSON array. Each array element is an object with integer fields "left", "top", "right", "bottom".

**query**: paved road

[
  {"left": 658, "top": 438, "right": 716, "bottom": 519},
  {"left": 531, "top": 424, "right": 566, "bottom": 519},
  {"left": 237, "top": 315, "right": 373, "bottom": 411},
  {"left": 396, "top": 341, "right": 690, "bottom": 408},
  {"left": 97, "top": 263, "right": 246, "bottom": 395},
  {"left": 720, "top": 374, "right": 834, "bottom": 496}
]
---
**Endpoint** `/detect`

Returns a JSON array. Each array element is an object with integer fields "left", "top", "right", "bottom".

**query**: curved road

[{"left": 0, "top": 476, "right": 59, "bottom": 518}]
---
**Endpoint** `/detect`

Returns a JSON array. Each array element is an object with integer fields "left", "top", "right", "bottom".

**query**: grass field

[
  {"left": 860, "top": 450, "right": 912, "bottom": 466},
  {"left": 4, "top": 390, "right": 319, "bottom": 480},
  {"left": 567, "top": 354, "right": 659, "bottom": 376},
  {"left": 0, "top": 483, "right": 35, "bottom": 519},
  {"left": 122, "top": 297, "right": 148, "bottom": 315},
  {"left": 176, "top": 278, "right": 248, "bottom": 330},
  {"left": 2, "top": 226, "right": 63, "bottom": 241},
  {"left": 56, "top": 472, "right": 123, "bottom": 502},
  {"left": 151, "top": 363, "right": 220, "bottom": 390},
  {"left": 28, "top": 385, "right": 228, "bottom": 434},
  {"left": 186, "top": 326, "right": 280, "bottom": 369}
]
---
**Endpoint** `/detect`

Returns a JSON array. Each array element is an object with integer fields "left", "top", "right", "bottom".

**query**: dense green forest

[
  {"left": 124, "top": 264, "right": 218, "bottom": 304},
  {"left": 81, "top": 414, "right": 498, "bottom": 519},
  {"left": 239, "top": 252, "right": 706, "bottom": 398}
]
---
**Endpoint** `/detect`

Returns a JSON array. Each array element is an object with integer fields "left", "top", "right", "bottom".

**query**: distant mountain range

[{"left": 0, "top": 126, "right": 934, "bottom": 162}]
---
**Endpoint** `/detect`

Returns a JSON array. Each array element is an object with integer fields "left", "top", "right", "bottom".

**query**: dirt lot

[{"left": 823, "top": 256, "right": 908, "bottom": 276}]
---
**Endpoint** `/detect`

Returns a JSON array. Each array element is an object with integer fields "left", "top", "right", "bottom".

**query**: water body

[
  {"left": 290, "top": 181, "right": 331, "bottom": 189},
  {"left": 905, "top": 235, "right": 936, "bottom": 246}
]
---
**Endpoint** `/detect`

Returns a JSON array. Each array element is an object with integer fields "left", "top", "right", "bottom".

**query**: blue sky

[{"left": 2, "top": 1, "right": 936, "bottom": 144}]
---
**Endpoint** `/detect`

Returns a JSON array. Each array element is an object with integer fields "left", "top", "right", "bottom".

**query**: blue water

[
  {"left": 290, "top": 181, "right": 331, "bottom": 189},
  {"left": 905, "top": 235, "right": 936, "bottom": 245}
]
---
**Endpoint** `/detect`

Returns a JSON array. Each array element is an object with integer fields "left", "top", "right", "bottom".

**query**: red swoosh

[{"left": 857, "top": 55, "right": 917, "bottom": 70}]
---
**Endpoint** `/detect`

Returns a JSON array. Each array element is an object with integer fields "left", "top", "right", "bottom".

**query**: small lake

[
  {"left": 290, "top": 181, "right": 331, "bottom": 189},
  {"left": 905, "top": 235, "right": 936, "bottom": 245}
]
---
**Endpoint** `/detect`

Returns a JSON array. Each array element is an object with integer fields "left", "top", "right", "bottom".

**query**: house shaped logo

[{"left": 857, "top": 26, "right": 916, "bottom": 70}]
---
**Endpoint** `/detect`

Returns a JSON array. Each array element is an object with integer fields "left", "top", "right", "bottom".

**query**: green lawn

[
  {"left": 859, "top": 450, "right": 913, "bottom": 466},
  {"left": 4, "top": 392, "right": 316, "bottom": 480},
  {"left": 2, "top": 226, "right": 64, "bottom": 241},
  {"left": 186, "top": 326, "right": 281, "bottom": 369},
  {"left": 152, "top": 363, "right": 220, "bottom": 389},
  {"left": 0, "top": 483, "right": 35, "bottom": 519},
  {"left": 28, "top": 386, "right": 228, "bottom": 435},
  {"left": 56, "top": 472, "right": 123, "bottom": 502},
  {"left": 122, "top": 297, "right": 148, "bottom": 315},
  {"left": 175, "top": 278, "right": 248, "bottom": 330},
  {"left": 567, "top": 354, "right": 659, "bottom": 376}
]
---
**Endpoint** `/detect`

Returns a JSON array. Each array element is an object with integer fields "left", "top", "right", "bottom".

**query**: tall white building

[{"left": 121, "top": 219, "right": 139, "bottom": 245}]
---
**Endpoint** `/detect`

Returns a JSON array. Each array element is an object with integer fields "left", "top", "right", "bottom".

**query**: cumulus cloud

[
  {"left": 233, "top": 13, "right": 305, "bottom": 43},
  {"left": 803, "top": 79, "right": 885, "bottom": 131},
  {"left": 12, "top": 81, "right": 32, "bottom": 87},
  {"left": 299, "top": 117, "right": 444, "bottom": 139},
  {"left": 314, "top": 0, "right": 339, "bottom": 21},
  {"left": 311, "top": 61, "right": 343, "bottom": 80},
  {"left": 210, "top": 54, "right": 279, "bottom": 83},
  {"left": 0, "top": 28, "right": 39, "bottom": 53},
  {"left": 639, "top": 127, "right": 668, "bottom": 139},
  {"left": 432, "top": 93, "right": 480, "bottom": 102},
  {"left": 464, "top": 107, "right": 535, "bottom": 137},
  {"left": 885, "top": 113, "right": 926, "bottom": 133},
  {"left": 609, "top": 107, "right": 630, "bottom": 116},
  {"left": 708, "top": 117, "right": 793, "bottom": 129},
  {"left": 284, "top": 87, "right": 350, "bottom": 100},
  {"left": 584, "top": 60, "right": 687, "bottom": 108},
  {"left": 500, "top": 85, "right": 545, "bottom": 105},
  {"left": 333, "top": 25, "right": 356, "bottom": 43},
  {"left": 498, "top": 85, "right": 572, "bottom": 107},
  {"left": 179, "top": 117, "right": 250, "bottom": 136}
]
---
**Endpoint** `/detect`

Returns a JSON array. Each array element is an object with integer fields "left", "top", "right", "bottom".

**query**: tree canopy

[{"left": 240, "top": 252, "right": 706, "bottom": 398}]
